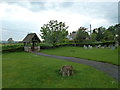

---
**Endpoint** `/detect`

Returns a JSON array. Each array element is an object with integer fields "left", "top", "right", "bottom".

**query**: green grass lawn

[
  {"left": 2, "top": 52, "right": 119, "bottom": 88},
  {"left": 40, "top": 46, "right": 119, "bottom": 65}
]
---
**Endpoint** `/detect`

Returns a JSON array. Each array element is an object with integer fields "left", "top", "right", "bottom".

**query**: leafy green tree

[
  {"left": 114, "top": 24, "right": 120, "bottom": 44},
  {"left": 96, "top": 26, "right": 106, "bottom": 41},
  {"left": 107, "top": 24, "right": 119, "bottom": 43},
  {"left": 103, "top": 30, "right": 114, "bottom": 41},
  {"left": 90, "top": 33, "right": 97, "bottom": 42},
  {"left": 75, "top": 27, "right": 89, "bottom": 42},
  {"left": 40, "top": 20, "right": 68, "bottom": 46},
  {"left": 107, "top": 26, "right": 116, "bottom": 36},
  {"left": 93, "top": 29, "right": 97, "bottom": 34}
]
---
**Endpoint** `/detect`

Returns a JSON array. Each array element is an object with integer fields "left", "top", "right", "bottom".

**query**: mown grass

[
  {"left": 40, "top": 46, "right": 119, "bottom": 65},
  {"left": 2, "top": 52, "right": 119, "bottom": 88}
]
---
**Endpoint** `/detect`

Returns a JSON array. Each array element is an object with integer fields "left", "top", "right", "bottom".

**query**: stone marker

[
  {"left": 88, "top": 45, "right": 92, "bottom": 49},
  {"left": 84, "top": 45, "right": 87, "bottom": 49},
  {"left": 59, "top": 65, "right": 74, "bottom": 76},
  {"left": 111, "top": 45, "right": 115, "bottom": 50},
  {"left": 97, "top": 45, "right": 101, "bottom": 48}
]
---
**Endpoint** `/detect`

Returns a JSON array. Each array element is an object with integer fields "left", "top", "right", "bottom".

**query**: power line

[{"left": 0, "top": 27, "right": 33, "bottom": 34}]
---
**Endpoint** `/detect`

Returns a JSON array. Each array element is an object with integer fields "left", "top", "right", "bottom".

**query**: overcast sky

[{"left": 0, "top": 0, "right": 119, "bottom": 41}]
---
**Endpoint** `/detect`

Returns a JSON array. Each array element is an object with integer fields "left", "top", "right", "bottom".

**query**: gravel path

[{"left": 33, "top": 52, "right": 120, "bottom": 82}]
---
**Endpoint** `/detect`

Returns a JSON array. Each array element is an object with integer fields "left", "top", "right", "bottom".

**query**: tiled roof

[{"left": 23, "top": 33, "right": 41, "bottom": 43}]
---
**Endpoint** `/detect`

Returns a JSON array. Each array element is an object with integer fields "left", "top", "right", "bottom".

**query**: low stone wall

[
  {"left": 34, "top": 46, "right": 40, "bottom": 51},
  {"left": 24, "top": 46, "right": 40, "bottom": 52}
]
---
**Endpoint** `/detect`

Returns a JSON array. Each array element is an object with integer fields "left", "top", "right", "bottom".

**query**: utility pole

[
  {"left": 118, "top": 1, "right": 120, "bottom": 24},
  {"left": 90, "top": 24, "right": 92, "bottom": 35}
]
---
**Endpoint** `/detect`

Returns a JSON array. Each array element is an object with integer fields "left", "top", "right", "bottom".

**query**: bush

[
  {"left": 39, "top": 43, "right": 54, "bottom": 49},
  {"left": 2, "top": 47, "right": 24, "bottom": 53},
  {"left": 2, "top": 43, "right": 23, "bottom": 51},
  {"left": 48, "top": 41, "right": 116, "bottom": 48},
  {"left": 2, "top": 43, "right": 24, "bottom": 53}
]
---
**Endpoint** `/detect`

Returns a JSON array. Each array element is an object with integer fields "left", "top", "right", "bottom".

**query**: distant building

[
  {"left": 68, "top": 31, "right": 77, "bottom": 40},
  {"left": 22, "top": 33, "right": 41, "bottom": 52},
  {"left": 7, "top": 38, "right": 14, "bottom": 43},
  {"left": 68, "top": 27, "right": 90, "bottom": 41}
]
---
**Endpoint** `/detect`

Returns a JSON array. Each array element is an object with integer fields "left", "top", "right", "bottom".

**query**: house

[
  {"left": 22, "top": 33, "right": 41, "bottom": 52},
  {"left": 68, "top": 25, "right": 92, "bottom": 41},
  {"left": 68, "top": 31, "right": 77, "bottom": 40}
]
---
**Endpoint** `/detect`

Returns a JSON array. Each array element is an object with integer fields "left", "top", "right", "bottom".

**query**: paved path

[{"left": 33, "top": 52, "right": 120, "bottom": 82}]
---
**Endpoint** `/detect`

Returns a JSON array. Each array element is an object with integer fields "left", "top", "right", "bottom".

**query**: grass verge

[{"left": 40, "top": 46, "right": 119, "bottom": 65}]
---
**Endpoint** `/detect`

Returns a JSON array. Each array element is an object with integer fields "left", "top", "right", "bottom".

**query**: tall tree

[
  {"left": 107, "top": 24, "right": 120, "bottom": 42},
  {"left": 114, "top": 24, "right": 120, "bottom": 44},
  {"left": 75, "top": 27, "right": 89, "bottom": 42},
  {"left": 103, "top": 30, "right": 114, "bottom": 41},
  {"left": 96, "top": 26, "right": 106, "bottom": 41},
  {"left": 91, "top": 33, "right": 97, "bottom": 42},
  {"left": 40, "top": 20, "right": 68, "bottom": 46},
  {"left": 107, "top": 25, "right": 116, "bottom": 36}
]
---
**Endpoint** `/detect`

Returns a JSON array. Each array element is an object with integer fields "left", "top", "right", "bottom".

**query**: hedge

[
  {"left": 2, "top": 47, "right": 24, "bottom": 53},
  {"left": 1, "top": 41, "right": 116, "bottom": 52},
  {"left": 54, "top": 41, "right": 115, "bottom": 47}
]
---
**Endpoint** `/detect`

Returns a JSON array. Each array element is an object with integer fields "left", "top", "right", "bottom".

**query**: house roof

[
  {"left": 69, "top": 32, "right": 77, "bottom": 40},
  {"left": 23, "top": 33, "right": 41, "bottom": 43}
]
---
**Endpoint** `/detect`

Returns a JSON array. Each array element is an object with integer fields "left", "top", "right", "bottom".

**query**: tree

[
  {"left": 40, "top": 20, "right": 68, "bottom": 46},
  {"left": 114, "top": 24, "right": 120, "bottom": 45},
  {"left": 91, "top": 33, "right": 97, "bottom": 42},
  {"left": 75, "top": 27, "right": 89, "bottom": 42},
  {"left": 107, "top": 24, "right": 120, "bottom": 42},
  {"left": 107, "top": 25, "right": 116, "bottom": 36},
  {"left": 96, "top": 26, "right": 106, "bottom": 41},
  {"left": 103, "top": 30, "right": 114, "bottom": 41}
]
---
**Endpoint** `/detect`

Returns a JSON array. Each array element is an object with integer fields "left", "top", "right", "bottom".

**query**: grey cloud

[
  {"left": 60, "top": 2, "right": 74, "bottom": 7},
  {"left": 28, "top": 2, "right": 74, "bottom": 12},
  {"left": 29, "top": 2, "right": 46, "bottom": 12},
  {"left": 2, "top": 2, "right": 118, "bottom": 24},
  {"left": 3, "top": 1, "right": 75, "bottom": 12},
  {"left": 3, "top": 2, "right": 47, "bottom": 12},
  {"left": 68, "top": 2, "right": 118, "bottom": 23}
]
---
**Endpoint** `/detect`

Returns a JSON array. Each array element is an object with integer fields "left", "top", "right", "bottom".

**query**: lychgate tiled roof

[{"left": 23, "top": 33, "right": 41, "bottom": 43}]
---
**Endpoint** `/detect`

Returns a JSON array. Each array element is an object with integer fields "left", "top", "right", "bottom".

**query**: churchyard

[
  {"left": 1, "top": 20, "right": 120, "bottom": 88},
  {"left": 2, "top": 51, "right": 119, "bottom": 88},
  {"left": 40, "top": 46, "right": 119, "bottom": 65}
]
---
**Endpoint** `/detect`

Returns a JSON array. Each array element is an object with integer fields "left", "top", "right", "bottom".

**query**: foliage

[
  {"left": 75, "top": 27, "right": 89, "bottom": 42},
  {"left": 39, "top": 42, "right": 54, "bottom": 49},
  {"left": 2, "top": 43, "right": 23, "bottom": 51},
  {"left": 90, "top": 33, "right": 97, "bottom": 42},
  {"left": 3, "top": 52, "right": 119, "bottom": 88},
  {"left": 113, "top": 24, "right": 120, "bottom": 43},
  {"left": 103, "top": 30, "right": 114, "bottom": 41},
  {"left": 91, "top": 24, "right": 119, "bottom": 43},
  {"left": 39, "top": 42, "right": 53, "bottom": 47},
  {"left": 96, "top": 26, "right": 106, "bottom": 41},
  {"left": 40, "top": 20, "right": 68, "bottom": 46}
]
